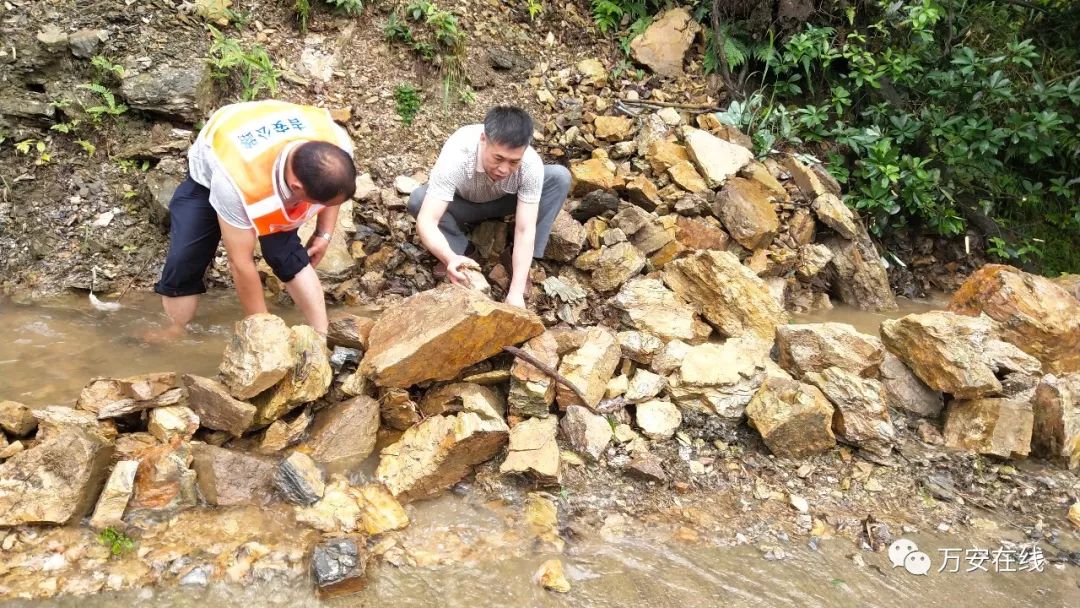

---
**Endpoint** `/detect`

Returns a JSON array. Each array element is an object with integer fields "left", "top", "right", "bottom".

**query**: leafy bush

[
  {"left": 591, "top": 0, "right": 1080, "bottom": 273},
  {"left": 384, "top": 1, "right": 467, "bottom": 99},
  {"left": 294, "top": 0, "right": 311, "bottom": 33},
  {"left": 206, "top": 26, "right": 279, "bottom": 101},
  {"left": 325, "top": 0, "right": 362, "bottom": 15},
  {"left": 525, "top": 0, "right": 543, "bottom": 21},
  {"left": 394, "top": 84, "right": 422, "bottom": 125},
  {"left": 753, "top": 2, "right": 1078, "bottom": 272},
  {"left": 77, "top": 83, "right": 128, "bottom": 121}
]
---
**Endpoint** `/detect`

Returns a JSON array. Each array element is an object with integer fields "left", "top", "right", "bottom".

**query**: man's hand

[
  {"left": 445, "top": 254, "right": 478, "bottom": 285},
  {"left": 504, "top": 291, "right": 526, "bottom": 309},
  {"left": 306, "top": 233, "right": 330, "bottom": 267}
]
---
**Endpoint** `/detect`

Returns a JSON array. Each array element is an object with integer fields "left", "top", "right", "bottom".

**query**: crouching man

[
  {"left": 153, "top": 100, "right": 356, "bottom": 338},
  {"left": 408, "top": 106, "right": 570, "bottom": 308}
]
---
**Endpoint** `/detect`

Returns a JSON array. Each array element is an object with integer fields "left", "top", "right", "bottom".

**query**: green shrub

[
  {"left": 385, "top": 1, "right": 467, "bottom": 99},
  {"left": 294, "top": 0, "right": 311, "bottom": 33},
  {"left": 77, "top": 83, "right": 128, "bottom": 121},
  {"left": 394, "top": 84, "right": 422, "bottom": 125},
  {"left": 206, "top": 26, "right": 279, "bottom": 101},
  {"left": 325, "top": 0, "right": 362, "bottom": 14},
  {"left": 592, "top": 0, "right": 1080, "bottom": 273}
]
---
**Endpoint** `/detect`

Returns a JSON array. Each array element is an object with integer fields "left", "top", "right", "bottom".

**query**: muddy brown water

[{"left": 1, "top": 291, "right": 1077, "bottom": 607}]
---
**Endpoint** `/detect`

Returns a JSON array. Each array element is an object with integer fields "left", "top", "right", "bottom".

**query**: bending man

[
  {"left": 153, "top": 100, "right": 356, "bottom": 337},
  {"left": 408, "top": 106, "right": 570, "bottom": 308}
]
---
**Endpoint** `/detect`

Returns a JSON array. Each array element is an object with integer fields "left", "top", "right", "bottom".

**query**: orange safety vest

[{"left": 201, "top": 100, "right": 346, "bottom": 236}]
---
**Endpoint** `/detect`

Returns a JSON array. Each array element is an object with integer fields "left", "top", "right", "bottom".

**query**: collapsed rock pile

[{"left": 2, "top": 255, "right": 1078, "bottom": 598}]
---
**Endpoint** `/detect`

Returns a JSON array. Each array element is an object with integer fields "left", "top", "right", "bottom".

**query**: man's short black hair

[
  {"left": 483, "top": 106, "right": 534, "bottom": 149},
  {"left": 292, "top": 141, "right": 357, "bottom": 204}
]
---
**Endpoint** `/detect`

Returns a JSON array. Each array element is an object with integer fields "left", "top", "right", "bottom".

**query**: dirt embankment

[{"left": 0, "top": 0, "right": 979, "bottom": 304}]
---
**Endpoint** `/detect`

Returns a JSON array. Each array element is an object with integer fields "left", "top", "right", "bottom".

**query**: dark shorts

[{"left": 154, "top": 176, "right": 310, "bottom": 297}]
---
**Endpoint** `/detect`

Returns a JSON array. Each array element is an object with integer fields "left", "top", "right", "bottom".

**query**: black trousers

[{"left": 154, "top": 177, "right": 309, "bottom": 297}]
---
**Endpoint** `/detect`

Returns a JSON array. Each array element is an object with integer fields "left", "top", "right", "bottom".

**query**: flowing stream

[{"left": 1, "top": 292, "right": 1077, "bottom": 607}]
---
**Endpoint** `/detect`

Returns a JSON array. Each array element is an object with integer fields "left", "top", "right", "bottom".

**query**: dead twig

[
  {"left": 502, "top": 345, "right": 593, "bottom": 412},
  {"left": 115, "top": 253, "right": 156, "bottom": 302},
  {"left": 620, "top": 99, "right": 722, "bottom": 113}
]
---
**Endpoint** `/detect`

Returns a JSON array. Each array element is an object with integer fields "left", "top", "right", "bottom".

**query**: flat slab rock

[
  {"left": 360, "top": 284, "right": 544, "bottom": 388},
  {"left": 880, "top": 311, "right": 1041, "bottom": 399},
  {"left": 949, "top": 264, "right": 1080, "bottom": 374},
  {"left": 190, "top": 443, "right": 278, "bottom": 507}
]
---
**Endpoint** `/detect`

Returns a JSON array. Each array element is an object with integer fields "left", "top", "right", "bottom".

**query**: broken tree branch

[{"left": 502, "top": 345, "right": 593, "bottom": 412}]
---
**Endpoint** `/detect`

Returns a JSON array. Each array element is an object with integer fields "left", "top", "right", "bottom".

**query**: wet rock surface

[
  {"left": 312, "top": 537, "right": 367, "bottom": 598},
  {"left": 218, "top": 314, "right": 294, "bottom": 401},
  {"left": 1031, "top": 373, "right": 1080, "bottom": 469},
  {"left": 88, "top": 460, "right": 139, "bottom": 530},
  {"left": 943, "top": 398, "right": 1034, "bottom": 458},
  {"left": 500, "top": 416, "right": 560, "bottom": 483},
  {"left": 0, "top": 425, "right": 113, "bottom": 526},
  {"left": 663, "top": 250, "right": 787, "bottom": 341},
  {"left": 251, "top": 325, "right": 333, "bottom": 426},
  {"left": 878, "top": 353, "right": 944, "bottom": 418},
  {"left": 560, "top": 405, "right": 612, "bottom": 461},
  {"left": 190, "top": 444, "right": 277, "bottom": 507},
  {"left": 805, "top": 367, "right": 896, "bottom": 458},
  {"left": 182, "top": 374, "right": 257, "bottom": 436},
  {"left": 746, "top": 375, "right": 836, "bottom": 458},
  {"left": 275, "top": 451, "right": 325, "bottom": 506},
  {"left": 303, "top": 396, "right": 380, "bottom": 471},
  {"left": 376, "top": 407, "right": 509, "bottom": 503},
  {"left": 775, "top": 322, "right": 884, "bottom": 378}
]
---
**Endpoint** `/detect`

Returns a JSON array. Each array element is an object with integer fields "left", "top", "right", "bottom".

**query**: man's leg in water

[{"left": 151, "top": 177, "right": 221, "bottom": 338}]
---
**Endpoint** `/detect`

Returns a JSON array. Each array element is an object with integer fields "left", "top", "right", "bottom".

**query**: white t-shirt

[
  {"left": 427, "top": 124, "right": 544, "bottom": 205},
  {"left": 187, "top": 113, "right": 353, "bottom": 229}
]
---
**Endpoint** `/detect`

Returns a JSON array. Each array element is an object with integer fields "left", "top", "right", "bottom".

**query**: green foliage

[
  {"left": 591, "top": 0, "right": 625, "bottom": 33},
  {"left": 294, "top": 0, "right": 311, "bottom": 33},
  {"left": 90, "top": 55, "right": 125, "bottom": 82},
  {"left": 98, "top": 527, "right": 135, "bottom": 557},
  {"left": 206, "top": 26, "right": 279, "bottom": 101},
  {"left": 75, "top": 139, "right": 96, "bottom": 157},
  {"left": 708, "top": 0, "right": 1080, "bottom": 272},
  {"left": 77, "top": 83, "right": 128, "bottom": 121},
  {"left": 324, "top": 0, "right": 362, "bottom": 14},
  {"left": 116, "top": 158, "right": 151, "bottom": 174},
  {"left": 50, "top": 119, "right": 81, "bottom": 134},
  {"left": 525, "top": 0, "right": 543, "bottom": 21},
  {"left": 383, "top": 12, "right": 414, "bottom": 43},
  {"left": 618, "top": 16, "right": 651, "bottom": 57},
  {"left": 290, "top": 0, "right": 361, "bottom": 33},
  {"left": 591, "top": 0, "right": 1080, "bottom": 272},
  {"left": 15, "top": 139, "right": 50, "bottom": 164},
  {"left": 385, "top": 1, "right": 467, "bottom": 100},
  {"left": 590, "top": 0, "right": 668, "bottom": 34},
  {"left": 987, "top": 236, "right": 1044, "bottom": 265},
  {"left": 394, "top": 84, "right": 422, "bottom": 125}
]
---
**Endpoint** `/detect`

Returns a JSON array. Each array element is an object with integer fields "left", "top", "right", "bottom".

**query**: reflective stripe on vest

[{"left": 203, "top": 100, "right": 343, "bottom": 236}]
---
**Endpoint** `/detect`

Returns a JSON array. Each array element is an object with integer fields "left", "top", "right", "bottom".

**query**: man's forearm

[
  {"left": 417, "top": 218, "right": 458, "bottom": 265},
  {"left": 509, "top": 227, "right": 535, "bottom": 296},
  {"left": 232, "top": 262, "right": 268, "bottom": 316},
  {"left": 315, "top": 205, "right": 340, "bottom": 237}
]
